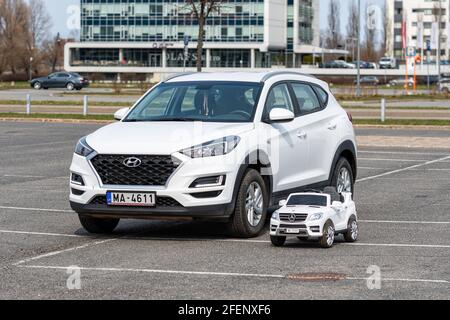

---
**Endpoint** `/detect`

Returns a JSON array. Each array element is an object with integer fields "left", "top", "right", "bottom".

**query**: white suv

[{"left": 70, "top": 71, "right": 357, "bottom": 238}]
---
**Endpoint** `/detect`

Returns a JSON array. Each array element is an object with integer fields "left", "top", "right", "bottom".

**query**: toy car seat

[{"left": 323, "top": 187, "right": 344, "bottom": 203}]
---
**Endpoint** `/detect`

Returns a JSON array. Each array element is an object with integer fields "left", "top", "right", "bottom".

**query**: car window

[
  {"left": 265, "top": 84, "right": 294, "bottom": 116},
  {"left": 312, "top": 85, "right": 329, "bottom": 107},
  {"left": 290, "top": 83, "right": 322, "bottom": 114},
  {"left": 125, "top": 82, "right": 262, "bottom": 123},
  {"left": 287, "top": 195, "right": 328, "bottom": 207}
]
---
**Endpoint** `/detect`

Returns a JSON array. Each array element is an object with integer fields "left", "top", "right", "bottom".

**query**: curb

[
  {"left": 0, "top": 118, "right": 113, "bottom": 124},
  {"left": 354, "top": 124, "right": 450, "bottom": 130}
]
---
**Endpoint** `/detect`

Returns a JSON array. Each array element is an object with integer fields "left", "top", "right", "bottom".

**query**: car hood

[
  {"left": 86, "top": 121, "right": 255, "bottom": 155},
  {"left": 279, "top": 205, "right": 325, "bottom": 214}
]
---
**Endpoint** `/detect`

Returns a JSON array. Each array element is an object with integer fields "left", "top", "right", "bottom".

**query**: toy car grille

[
  {"left": 279, "top": 213, "right": 308, "bottom": 223},
  {"left": 90, "top": 155, "right": 179, "bottom": 186}
]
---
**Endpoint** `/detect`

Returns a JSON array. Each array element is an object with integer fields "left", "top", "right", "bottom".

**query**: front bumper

[
  {"left": 269, "top": 218, "right": 324, "bottom": 238},
  {"left": 69, "top": 151, "right": 241, "bottom": 220}
]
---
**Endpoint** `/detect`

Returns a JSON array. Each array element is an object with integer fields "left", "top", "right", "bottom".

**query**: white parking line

[
  {"left": 0, "top": 230, "right": 88, "bottom": 238},
  {"left": 356, "top": 155, "right": 450, "bottom": 183},
  {"left": 359, "top": 150, "right": 449, "bottom": 156},
  {"left": 18, "top": 265, "right": 449, "bottom": 285},
  {"left": 359, "top": 158, "right": 428, "bottom": 162},
  {"left": 0, "top": 206, "right": 73, "bottom": 213},
  {"left": 359, "top": 220, "right": 450, "bottom": 225},
  {"left": 12, "top": 238, "right": 117, "bottom": 266}
]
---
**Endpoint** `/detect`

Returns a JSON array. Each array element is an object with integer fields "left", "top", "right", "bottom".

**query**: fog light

[
  {"left": 71, "top": 173, "right": 85, "bottom": 186},
  {"left": 190, "top": 175, "right": 226, "bottom": 188}
]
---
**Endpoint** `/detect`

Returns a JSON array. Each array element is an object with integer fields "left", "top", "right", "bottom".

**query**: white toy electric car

[{"left": 270, "top": 187, "right": 358, "bottom": 248}]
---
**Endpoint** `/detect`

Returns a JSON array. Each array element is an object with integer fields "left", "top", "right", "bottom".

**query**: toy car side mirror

[
  {"left": 331, "top": 201, "right": 343, "bottom": 210},
  {"left": 279, "top": 199, "right": 287, "bottom": 207}
]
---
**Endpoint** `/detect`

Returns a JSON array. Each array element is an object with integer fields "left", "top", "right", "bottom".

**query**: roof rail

[
  {"left": 162, "top": 72, "right": 198, "bottom": 83},
  {"left": 260, "top": 70, "right": 316, "bottom": 82}
]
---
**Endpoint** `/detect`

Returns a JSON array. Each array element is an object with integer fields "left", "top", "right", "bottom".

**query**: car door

[
  {"left": 56, "top": 73, "right": 70, "bottom": 88},
  {"left": 262, "top": 83, "right": 308, "bottom": 193},
  {"left": 290, "top": 82, "right": 340, "bottom": 184},
  {"left": 46, "top": 73, "right": 60, "bottom": 88}
]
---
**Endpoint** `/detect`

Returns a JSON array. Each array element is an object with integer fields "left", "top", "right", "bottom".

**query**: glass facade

[{"left": 81, "top": 0, "right": 265, "bottom": 43}]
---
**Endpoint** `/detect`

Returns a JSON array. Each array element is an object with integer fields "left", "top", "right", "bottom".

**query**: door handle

[
  {"left": 297, "top": 131, "right": 307, "bottom": 139},
  {"left": 327, "top": 123, "right": 337, "bottom": 130}
]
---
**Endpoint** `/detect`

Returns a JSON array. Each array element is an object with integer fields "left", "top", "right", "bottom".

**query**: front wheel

[
  {"left": 78, "top": 214, "right": 119, "bottom": 234},
  {"left": 319, "top": 220, "right": 335, "bottom": 248},
  {"left": 331, "top": 158, "right": 354, "bottom": 194},
  {"left": 228, "top": 169, "right": 268, "bottom": 238}
]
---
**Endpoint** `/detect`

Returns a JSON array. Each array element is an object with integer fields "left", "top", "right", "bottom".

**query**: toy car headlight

[
  {"left": 272, "top": 211, "right": 280, "bottom": 220},
  {"left": 309, "top": 213, "right": 323, "bottom": 221}
]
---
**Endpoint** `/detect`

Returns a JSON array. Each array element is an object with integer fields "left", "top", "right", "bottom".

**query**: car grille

[
  {"left": 279, "top": 213, "right": 308, "bottom": 223},
  {"left": 90, "top": 155, "right": 179, "bottom": 186},
  {"left": 89, "top": 196, "right": 182, "bottom": 208}
]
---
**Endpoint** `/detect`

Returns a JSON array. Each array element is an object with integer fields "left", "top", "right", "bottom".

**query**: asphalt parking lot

[{"left": 0, "top": 121, "right": 449, "bottom": 299}]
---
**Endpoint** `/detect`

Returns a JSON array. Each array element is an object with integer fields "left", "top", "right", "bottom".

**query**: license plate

[
  {"left": 285, "top": 228, "right": 301, "bottom": 234},
  {"left": 106, "top": 192, "right": 156, "bottom": 207}
]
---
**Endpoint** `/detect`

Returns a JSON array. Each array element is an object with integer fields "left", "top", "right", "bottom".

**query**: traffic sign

[{"left": 406, "top": 47, "right": 416, "bottom": 57}]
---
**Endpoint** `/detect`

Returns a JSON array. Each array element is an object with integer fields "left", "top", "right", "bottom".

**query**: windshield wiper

[{"left": 149, "top": 117, "right": 202, "bottom": 122}]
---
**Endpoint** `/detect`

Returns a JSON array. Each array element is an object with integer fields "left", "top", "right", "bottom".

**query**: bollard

[
  {"left": 381, "top": 98, "right": 386, "bottom": 123},
  {"left": 26, "top": 94, "right": 31, "bottom": 115},
  {"left": 83, "top": 95, "right": 88, "bottom": 116}
]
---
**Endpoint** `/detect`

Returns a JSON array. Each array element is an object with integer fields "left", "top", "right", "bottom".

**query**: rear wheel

[
  {"left": 270, "top": 236, "right": 286, "bottom": 247},
  {"left": 66, "top": 82, "right": 75, "bottom": 91},
  {"left": 78, "top": 214, "right": 119, "bottom": 234},
  {"left": 228, "top": 169, "right": 268, "bottom": 238},
  {"left": 344, "top": 216, "right": 359, "bottom": 242}
]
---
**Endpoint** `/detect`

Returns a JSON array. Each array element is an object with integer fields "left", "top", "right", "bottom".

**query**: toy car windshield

[{"left": 287, "top": 195, "right": 328, "bottom": 207}]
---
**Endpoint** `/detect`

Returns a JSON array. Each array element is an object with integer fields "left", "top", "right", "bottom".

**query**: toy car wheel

[
  {"left": 344, "top": 216, "right": 359, "bottom": 242},
  {"left": 319, "top": 220, "right": 335, "bottom": 248},
  {"left": 270, "top": 236, "right": 286, "bottom": 247},
  {"left": 228, "top": 169, "right": 268, "bottom": 238}
]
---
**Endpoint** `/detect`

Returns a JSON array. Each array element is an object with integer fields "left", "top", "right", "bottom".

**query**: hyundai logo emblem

[
  {"left": 288, "top": 213, "right": 296, "bottom": 223},
  {"left": 123, "top": 157, "right": 142, "bottom": 168}
]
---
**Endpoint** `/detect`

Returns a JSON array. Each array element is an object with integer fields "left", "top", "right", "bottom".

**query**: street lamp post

[
  {"left": 356, "top": 0, "right": 361, "bottom": 97},
  {"left": 29, "top": 57, "right": 33, "bottom": 82}
]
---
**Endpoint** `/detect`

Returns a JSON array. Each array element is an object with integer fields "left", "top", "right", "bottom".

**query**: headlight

[
  {"left": 180, "top": 136, "right": 240, "bottom": 158},
  {"left": 272, "top": 211, "right": 280, "bottom": 220},
  {"left": 75, "top": 137, "right": 94, "bottom": 157},
  {"left": 309, "top": 213, "right": 323, "bottom": 221}
]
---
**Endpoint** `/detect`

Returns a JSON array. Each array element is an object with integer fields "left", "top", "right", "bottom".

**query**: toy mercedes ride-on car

[{"left": 270, "top": 187, "right": 358, "bottom": 248}]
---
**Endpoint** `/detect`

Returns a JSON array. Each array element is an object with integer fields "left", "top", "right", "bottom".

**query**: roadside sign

[{"left": 406, "top": 47, "right": 416, "bottom": 57}]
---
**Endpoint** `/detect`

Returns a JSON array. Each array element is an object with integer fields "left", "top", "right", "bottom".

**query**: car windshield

[
  {"left": 287, "top": 195, "right": 328, "bottom": 207},
  {"left": 124, "top": 81, "right": 263, "bottom": 123}
]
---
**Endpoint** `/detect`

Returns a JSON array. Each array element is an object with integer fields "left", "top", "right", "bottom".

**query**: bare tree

[
  {"left": 325, "top": 0, "right": 342, "bottom": 50},
  {"left": 42, "top": 32, "right": 64, "bottom": 72},
  {"left": 346, "top": 1, "right": 359, "bottom": 60},
  {"left": 185, "top": 0, "right": 223, "bottom": 72}
]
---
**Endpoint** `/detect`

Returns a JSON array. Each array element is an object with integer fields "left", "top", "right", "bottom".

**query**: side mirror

[
  {"left": 269, "top": 108, "right": 295, "bottom": 123},
  {"left": 279, "top": 199, "right": 287, "bottom": 207},
  {"left": 114, "top": 107, "right": 130, "bottom": 121},
  {"left": 331, "top": 201, "right": 343, "bottom": 211}
]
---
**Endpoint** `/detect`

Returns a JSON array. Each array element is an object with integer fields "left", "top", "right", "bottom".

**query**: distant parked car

[
  {"left": 352, "top": 60, "right": 370, "bottom": 69},
  {"left": 389, "top": 77, "right": 414, "bottom": 87},
  {"left": 379, "top": 57, "right": 397, "bottom": 69},
  {"left": 30, "top": 72, "right": 89, "bottom": 91},
  {"left": 438, "top": 79, "right": 450, "bottom": 93},
  {"left": 355, "top": 76, "right": 379, "bottom": 86},
  {"left": 366, "top": 62, "right": 378, "bottom": 69},
  {"left": 322, "top": 60, "right": 355, "bottom": 69}
]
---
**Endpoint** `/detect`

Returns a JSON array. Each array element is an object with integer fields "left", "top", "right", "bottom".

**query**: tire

[
  {"left": 228, "top": 169, "right": 268, "bottom": 238},
  {"left": 33, "top": 82, "right": 42, "bottom": 90},
  {"left": 331, "top": 158, "right": 354, "bottom": 194},
  {"left": 344, "top": 216, "right": 359, "bottom": 242},
  {"left": 66, "top": 82, "right": 75, "bottom": 91},
  {"left": 319, "top": 220, "right": 335, "bottom": 248},
  {"left": 78, "top": 214, "right": 120, "bottom": 234},
  {"left": 270, "top": 236, "right": 286, "bottom": 247}
]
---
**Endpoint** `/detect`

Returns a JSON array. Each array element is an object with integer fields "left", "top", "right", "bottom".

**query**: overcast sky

[{"left": 46, "top": 0, "right": 386, "bottom": 38}]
